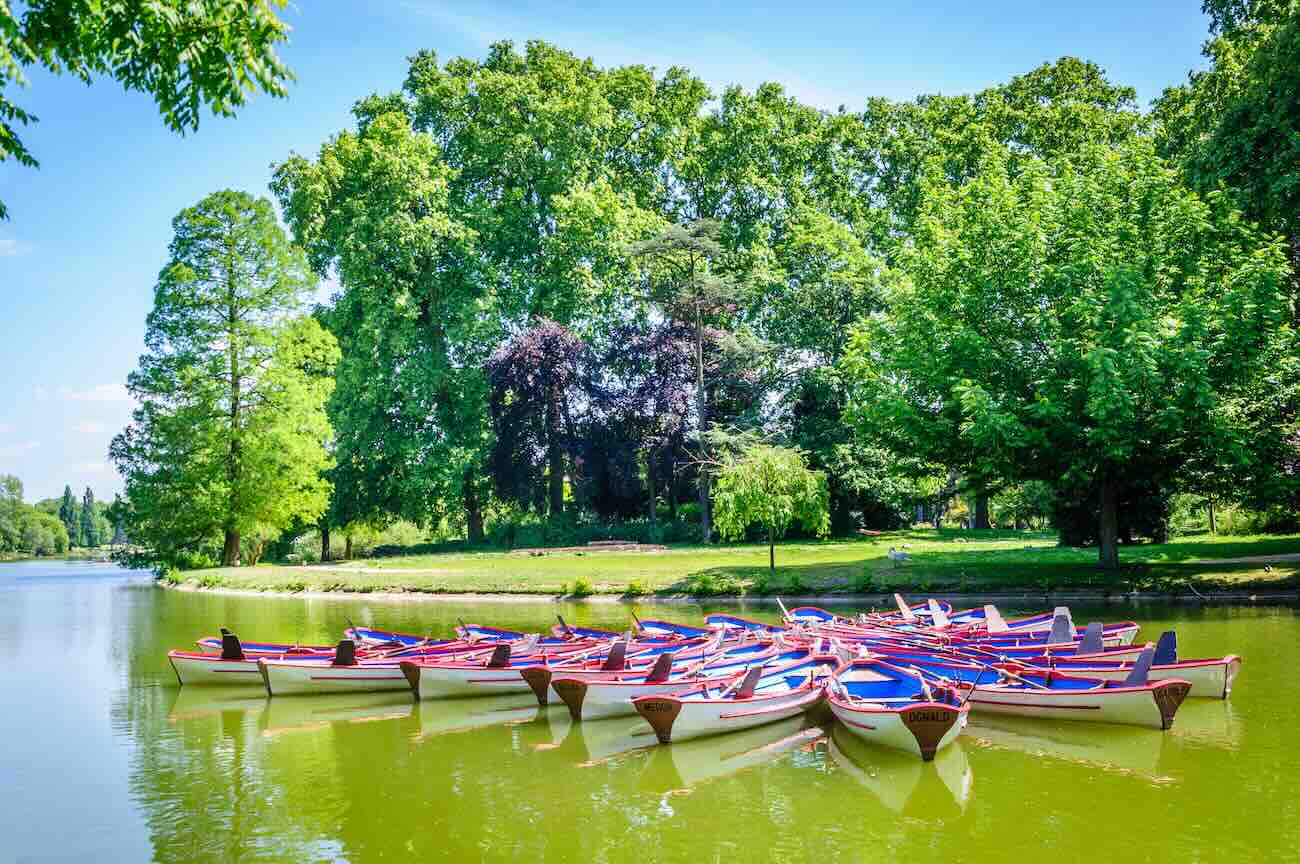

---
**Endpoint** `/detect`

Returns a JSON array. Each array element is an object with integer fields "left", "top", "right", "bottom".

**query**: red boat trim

[
  {"left": 308, "top": 674, "right": 403, "bottom": 681},
  {"left": 971, "top": 698, "right": 1100, "bottom": 710},
  {"left": 717, "top": 691, "right": 821, "bottom": 719},
  {"left": 836, "top": 715, "right": 879, "bottom": 731}
]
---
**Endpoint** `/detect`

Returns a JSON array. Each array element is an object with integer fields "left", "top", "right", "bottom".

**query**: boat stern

[
  {"left": 400, "top": 661, "right": 421, "bottom": 697},
  {"left": 551, "top": 677, "right": 588, "bottom": 720},
  {"left": 1152, "top": 679, "right": 1193, "bottom": 730},
  {"left": 900, "top": 703, "right": 966, "bottom": 762},
  {"left": 634, "top": 696, "right": 683, "bottom": 744},
  {"left": 520, "top": 666, "right": 553, "bottom": 705}
]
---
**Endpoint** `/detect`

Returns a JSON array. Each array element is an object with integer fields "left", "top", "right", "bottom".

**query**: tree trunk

[
  {"left": 694, "top": 306, "right": 711, "bottom": 544},
  {"left": 223, "top": 250, "right": 242, "bottom": 569},
  {"left": 222, "top": 528, "right": 240, "bottom": 567},
  {"left": 1207, "top": 500, "right": 1217, "bottom": 535},
  {"left": 344, "top": 535, "right": 352, "bottom": 560},
  {"left": 545, "top": 399, "right": 564, "bottom": 517},
  {"left": 647, "top": 451, "right": 657, "bottom": 528},
  {"left": 246, "top": 540, "right": 264, "bottom": 567},
  {"left": 974, "top": 493, "right": 991, "bottom": 530},
  {"left": 1098, "top": 474, "right": 1120, "bottom": 570},
  {"left": 320, "top": 523, "right": 331, "bottom": 562},
  {"left": 668, "top": 457, "right": 678, "bottom": 520},
  {"left": 464, "top": 474, "right": 485, "bottom": 545}
]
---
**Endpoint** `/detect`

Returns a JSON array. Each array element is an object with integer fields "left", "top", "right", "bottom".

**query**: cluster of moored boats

[{"left": 167, "top": 595, "right": 1242, "bottom": 762}]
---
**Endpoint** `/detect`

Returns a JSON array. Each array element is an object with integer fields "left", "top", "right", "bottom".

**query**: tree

[
  {"left": 711, "top": 441, "right": 829, "bottom": 573},
  {"left": 273, "top": 110, "right": 494, "bottom": 542},
  {"left": 79, "top": 486, "right": 97, "bottom": 547},
  {"left": 486, "top": 320, "right": 587, "bottom": 516},
  {"left": 844, "top": 141, "right": 1291, "bottom": 569},
  {"left": 0, "top": 474, "right": 22, "bottom": 551},
  {"left": 110, "top": 190, "right": 337, "bottom": 569},
  {"left": 0, "top": 0, "right": 293, "bottom": 219},
  {"left": 57, "top": 484, "right": 77, "bottom": 546},
  {"left": 630, "top": 220, "right": 741, "bottom": 542}
]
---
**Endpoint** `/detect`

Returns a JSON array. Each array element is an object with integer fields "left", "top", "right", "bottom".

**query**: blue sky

[{"left": 0, "top": 0, "right": 1211, "bottom": 502}]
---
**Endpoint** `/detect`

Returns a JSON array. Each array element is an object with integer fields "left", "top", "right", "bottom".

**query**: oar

[{"left": 630, "top": 609, "right": 644, "bottom": 632}]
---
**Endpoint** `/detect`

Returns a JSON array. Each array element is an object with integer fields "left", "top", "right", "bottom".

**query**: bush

[
  {"left": 197, "top": 572, "right": 225, "bottom": 589},
  {"left": 569, "top": 576, "right": 595, "bottom": 598},
  {"left": 624, "top": 580, "right": 647, "bottom": 597}
]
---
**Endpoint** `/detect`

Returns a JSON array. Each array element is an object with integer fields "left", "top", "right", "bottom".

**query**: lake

[{"left": 1, "top": 559, "right": 1294, "bottom": 863}]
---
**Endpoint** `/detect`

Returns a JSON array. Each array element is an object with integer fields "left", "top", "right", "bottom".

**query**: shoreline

[{"left": 159, "top": 580, "right": 1300, "bottom": 605}]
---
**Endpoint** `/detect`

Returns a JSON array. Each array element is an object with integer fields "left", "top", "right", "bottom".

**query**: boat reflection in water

[
  {"left": 640, "top": 717, "right": 825, "bottom": 794},
  {"left": 261, "top": 692, "right": 414, "bottom": 737},
  {"left": 413, "top": 694, "right": 564, "bottom": 744},
  {"left": 827, "top": 723, "right": 972, "bottom": 816},
  {"left": 167, "top": 686, "right": 270, "bottom": 725},
  {"left": 967, "top": 714, "right": 1169, "bottom": 779}
]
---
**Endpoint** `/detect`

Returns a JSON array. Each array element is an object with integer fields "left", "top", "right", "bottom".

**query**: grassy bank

[{"left": 168, "top": 530, "right": 1300, "bottom": 597}]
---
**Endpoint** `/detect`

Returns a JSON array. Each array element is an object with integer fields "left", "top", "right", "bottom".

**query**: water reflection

[
  {"left": 827, "top": 724, "right": 972, "bottom": 816},
  {"left": 31, "top": 561, "right": 1280, "bottom": 862}
]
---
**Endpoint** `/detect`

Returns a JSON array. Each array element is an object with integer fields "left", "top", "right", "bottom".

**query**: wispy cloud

[
  {"left": 57, "top": 383, "right": 132, "bottom": 403},
  {"left": 0, "top": 440, "right": 40, "bottom": 461},
  {"left": 69, "top": 460, "right": 113, "bottom": 474},
  {"left": 0, "top": 230, "right": 31, "bottom": 257}
]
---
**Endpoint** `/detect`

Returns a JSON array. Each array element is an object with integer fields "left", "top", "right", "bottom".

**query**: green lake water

[{"left": 2, "top": 559, "right": 1295, "bottom": 863}]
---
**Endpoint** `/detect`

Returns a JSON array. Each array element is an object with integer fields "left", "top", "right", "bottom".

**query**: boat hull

[
  {"left": 403, "top": 661, "right": 534, "bottom": 700},
  {"left": 258, "top": 659, "right": 410, "bottom": 695},
  {"left": 967, "top": 678, "right": 1192, "bottom": 729},
  {"left": 828, "top": 699, "right": 968, "bottom": 761},
  {"left": 168, "top": 652, "right": 268, "bottom": 686},
  {"left": 634, "top": 685, "right": 824, "bottom": 743},
  {"left": 1035, "top": 656, "right": 1241, "bottom": 700}
]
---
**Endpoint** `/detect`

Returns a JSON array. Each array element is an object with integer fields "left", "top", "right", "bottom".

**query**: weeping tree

[{"left": 711, "top": 440, "right": 830, "bottom": 573}]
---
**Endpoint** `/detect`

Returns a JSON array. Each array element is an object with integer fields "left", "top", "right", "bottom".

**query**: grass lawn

[{"left": 171, "top": 529, "right": 1300, "bottom": 597}]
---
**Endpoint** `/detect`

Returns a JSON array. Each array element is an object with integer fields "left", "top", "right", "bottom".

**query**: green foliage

[
  {"left": 569, "top": 576, "right": 595, "bottom": 598},
  {"left": 844, "top": 139, "right": 1292, "bottom": 567},
  {"left": 711, "top": 442, "right": 830, "bottom": 571},
  {"left": 79, "top": 487, "right": 97, "bottom": 547},
  {"left": 110, "top": 190, "right": 337, "bottom": 570},
  {"left": 57, "top": 485, "right": 77, "bottom": 545},
  {"left": 0, "top": 0, "right": 292, "bottom": 219},
  {"left": 623, "top": 580, "right": 647, "bottom": 597}
]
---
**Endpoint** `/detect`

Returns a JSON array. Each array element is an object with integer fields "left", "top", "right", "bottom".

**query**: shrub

[
  {"left": 197, "top": 572, "right": 225, "bottom": 589},
  {"left": 624, "top": 580, "right": 647, "bottom": 597},
  {"left": 570, "top": 576, "right": 595, "bottom": 598}
]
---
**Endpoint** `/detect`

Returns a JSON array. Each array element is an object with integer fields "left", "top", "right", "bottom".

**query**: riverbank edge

[{"left": 158, "top": 580, "right": 1300, "bottom": 605}]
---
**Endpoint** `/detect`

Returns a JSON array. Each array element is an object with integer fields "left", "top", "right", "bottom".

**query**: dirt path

[
  {"left": 1192, "top": 553, "right": 1300, "bottom": 565},
  {"left": 294, "top": 564, "right": 453, "bottom": 575}
]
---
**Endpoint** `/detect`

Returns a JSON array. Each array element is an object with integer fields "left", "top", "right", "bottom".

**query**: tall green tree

[
  {"left": 711, "top": 441, "right": 829, "bottom": 573},
  {"left": 79, "top": 486, "right": 97, "bottom": 547},
  {"left": 844, "top": 141, "right": 1291, "bottom": 569},
  {"left": 630, "top": 220, "right": 742, "bottom": 542},
  {"left": 110, "top": 190, "right": 337, "bottom": 568},
  {"left": 1, "top": 0, "right": 293, "bottom": 219},
  {"left": 273, "top": 110, "right": 493, "bottom": 541},
  {"left": 57, "top": 484, "right": 77, "bottom": 546}
]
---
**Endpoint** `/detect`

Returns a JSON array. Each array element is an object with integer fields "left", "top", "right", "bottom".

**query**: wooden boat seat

[
  {"left": 486, "top": 644, "right": 511, "bottom": 668},
  {"left": 332, "top": 639, "right": 357, "bottom": 667},
  {"left": 221, "top": 631, "right": 244, "bottom": 661}
]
